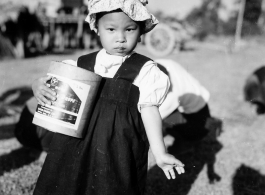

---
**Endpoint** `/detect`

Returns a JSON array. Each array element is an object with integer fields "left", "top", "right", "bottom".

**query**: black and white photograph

[{"left": 0, "top": 0, "right": 265, "bottom": 194}]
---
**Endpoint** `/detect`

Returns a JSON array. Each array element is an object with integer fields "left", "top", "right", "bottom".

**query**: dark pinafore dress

[{"left": 33, "top": 51, "right": 151, "bottom": 195}]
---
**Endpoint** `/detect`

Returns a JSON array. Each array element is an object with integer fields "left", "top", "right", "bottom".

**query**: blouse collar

[{"left": 95, "top": 49, "right": 134, "bottom": 73}]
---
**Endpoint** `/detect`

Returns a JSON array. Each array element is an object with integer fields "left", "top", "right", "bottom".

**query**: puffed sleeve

[
  {"left": 133, "top": 60, "right": 170, "bottom": 112},
  {"left": 62, "top": 59, "right": 77, "bottom": 66}
]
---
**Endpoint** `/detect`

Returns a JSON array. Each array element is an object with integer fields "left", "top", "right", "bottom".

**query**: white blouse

[
  {"left": 63, "top": 49, "right": 170, "bottom": 112},
  {"left": 156, "top": 59, "right": 210, "bottom": 119}
]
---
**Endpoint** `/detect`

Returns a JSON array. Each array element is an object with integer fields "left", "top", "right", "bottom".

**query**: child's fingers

[
  {"left": 41, "top": 88, "right": 56, "bottom": 101},
  {"left": 35, "top": 94, "right": 50, "bottom": 106},
  {"left": 175, "top": 166, "right": 185, "bottom": 175},
  {"left": 37, "top": 86, "right": 56, "bottom": 105},
  {"left": 169, "top": 169, "right": 176, "bottom": 179},
  {"left": 164, "top": 167, "right": 182, "bottom": 179},
  {"left": 37, "top": 95, "right": 52, "bottom": 106},
  {"left": 164, "top": 170, "right": 171, "bottom": 180},
  {"left": 173, "top": 159, "right": 185, "bottom": 167}
]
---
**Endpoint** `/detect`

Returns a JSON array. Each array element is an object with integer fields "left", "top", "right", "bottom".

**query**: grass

[{"left": 1, "top": 37, "right": 265, "bottom": 195}]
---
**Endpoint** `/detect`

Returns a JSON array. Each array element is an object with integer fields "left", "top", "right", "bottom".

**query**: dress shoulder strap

[
  {"left": 77, "top": 51, "right": 99, "bottom": 72},
  {"left": 114, "top": 53, "right": 153, "bottom": 83}
]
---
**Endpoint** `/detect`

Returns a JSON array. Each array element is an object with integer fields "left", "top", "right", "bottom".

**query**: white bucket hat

[{"left": 85, "top": 0, "right": 159, "bottom": 34}]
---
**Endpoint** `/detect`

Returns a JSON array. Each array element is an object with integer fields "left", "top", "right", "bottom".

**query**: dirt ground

[{"left": 1, "top": 37, "right": 265, "bottom": 195}]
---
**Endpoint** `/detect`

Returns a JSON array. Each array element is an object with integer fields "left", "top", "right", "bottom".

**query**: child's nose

[{"left": 116, "top": 32, "right": 126, "bottom": 43}]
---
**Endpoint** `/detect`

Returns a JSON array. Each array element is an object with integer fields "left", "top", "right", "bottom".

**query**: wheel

[{"left": 145, "top": 23, "right": 175, "bottom": 57}]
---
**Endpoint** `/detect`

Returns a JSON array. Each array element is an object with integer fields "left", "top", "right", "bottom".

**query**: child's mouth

[{"left": 115, "top": 47, "right": 126, "bottom": 51}]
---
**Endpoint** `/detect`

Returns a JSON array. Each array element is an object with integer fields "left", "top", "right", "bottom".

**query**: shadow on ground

[
  {"left": 0, "top": 86, "right": 43, "bottom": 176},
  {"left": 0, "top": 86, "right": 33, "bottom": 140},
  {"left": 0, "top": 146, "right": 42, "bottom": 177},
  {"left": 0, "top": 124, "right": 16, "bottom": 140},
  {"left": 145, "top": 116, "right": 223, "bottom": 195},
  {"left": 0, "top": 86, "right": 33, "bottom": 108},
  {"left": 232, "top": 164, "right": 265, "bottom": 195}
]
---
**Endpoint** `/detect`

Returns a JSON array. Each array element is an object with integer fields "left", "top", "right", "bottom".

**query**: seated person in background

[
  {"left": 156, "top": 59, "right": 221, "bottom": 142},
  {"left": 14, "top": 97, "right": 53, "bottom": 152},
  {"left": 244, "top": 65, "right": 265, "bottom": 114},
  {"left": 15, "top": 59, "right": 221, "bottom": 151}
]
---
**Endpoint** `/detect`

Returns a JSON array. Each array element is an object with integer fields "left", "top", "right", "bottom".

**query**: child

[
  {"left": 244, "top": 65, "right": 265, "bottom": 114},
  {"left": 32, "top": 0, "right": 184, "bottom": 194}
]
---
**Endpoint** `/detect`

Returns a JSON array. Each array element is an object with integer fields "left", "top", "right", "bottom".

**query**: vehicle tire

[{"left": 145, "top": 23, "right": 175, "bottom": 57}]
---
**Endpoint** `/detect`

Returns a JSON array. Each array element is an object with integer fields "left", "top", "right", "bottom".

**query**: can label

[{"left": 34, "top": 73, "right": 90, "bottom": 130}]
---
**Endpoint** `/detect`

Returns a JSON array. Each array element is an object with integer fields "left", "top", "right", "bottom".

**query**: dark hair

[
  {"left": 95, "top": 9, "right": 145, "bottom": 34},
  {"left": 137, "top": 21, "right": 145, "bottom": 35}
]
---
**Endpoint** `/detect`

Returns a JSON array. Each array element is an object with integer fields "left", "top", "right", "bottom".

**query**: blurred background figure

[
  {"left": 14, "top": 97, "right": 53, "bottom": 152},
  {"left": 157, "top": 59, "right": 222, "bottom": 142},
  {"left": 0, "top": 0, "right": 101, "bottom": 59},
  {"left": 244, "top": 65, "right": 265, "bottom": 114},
  {"left": 0, "top": 5, "right": 45, "bottom": 58}
]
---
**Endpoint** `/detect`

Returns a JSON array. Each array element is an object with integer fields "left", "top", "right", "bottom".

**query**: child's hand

[
  {"left": 155, "top": 153, "right": 185, "bottom": 179},
  {"left": 32, "top": 75, "right": 56, "bottom": 106}
]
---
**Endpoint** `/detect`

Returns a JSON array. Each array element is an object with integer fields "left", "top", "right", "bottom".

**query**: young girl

[{"left": 32, "top": 0, "right": 184, "bottom": 194}]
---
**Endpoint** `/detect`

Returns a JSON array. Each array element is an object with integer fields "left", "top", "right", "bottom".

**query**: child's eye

[
  {"left": 107, "top": 28, "right": 114, "bottom": 32},
  {"left": 127, "top": 28, "right": 135, "bottom": 32}
]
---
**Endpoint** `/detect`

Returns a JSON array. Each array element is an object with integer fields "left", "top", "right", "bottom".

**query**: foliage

[
  {"left": 184, "top": 0, "right": 264, "bottom": 39},
  {"left": 223, "top": 0, "right": 263, "bottom": 36},
  {"left": 184, "top": 0, "right": 224, "bottom": 40},
  {"left": 244, "top": 0, "right": 262, "bottom": 23}
]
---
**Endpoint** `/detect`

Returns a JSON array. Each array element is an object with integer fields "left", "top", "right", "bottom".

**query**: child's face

[{"left": 97, "top": 11, "right": 141, "bottom": 56}]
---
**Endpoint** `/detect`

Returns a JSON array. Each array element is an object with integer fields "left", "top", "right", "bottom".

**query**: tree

[
  {"left": 223, "top": 0, "right": 264, "bottom": 36},
  {"left": 184, "top": 0, "right": 225, "bottom": 40},
  {"left": 233, "top": 0, "right": 263, "bottom": 35},
  {"left": 258, "top": 0, "right": 265, "bottom": 31},
  {"left": 243, "top": 0, "right": 262, "bottom": 23}
]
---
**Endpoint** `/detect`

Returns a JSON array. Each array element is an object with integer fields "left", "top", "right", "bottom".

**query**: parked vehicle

[{"left": 144, "top": 21, "right": 195, "bottom": 57}]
